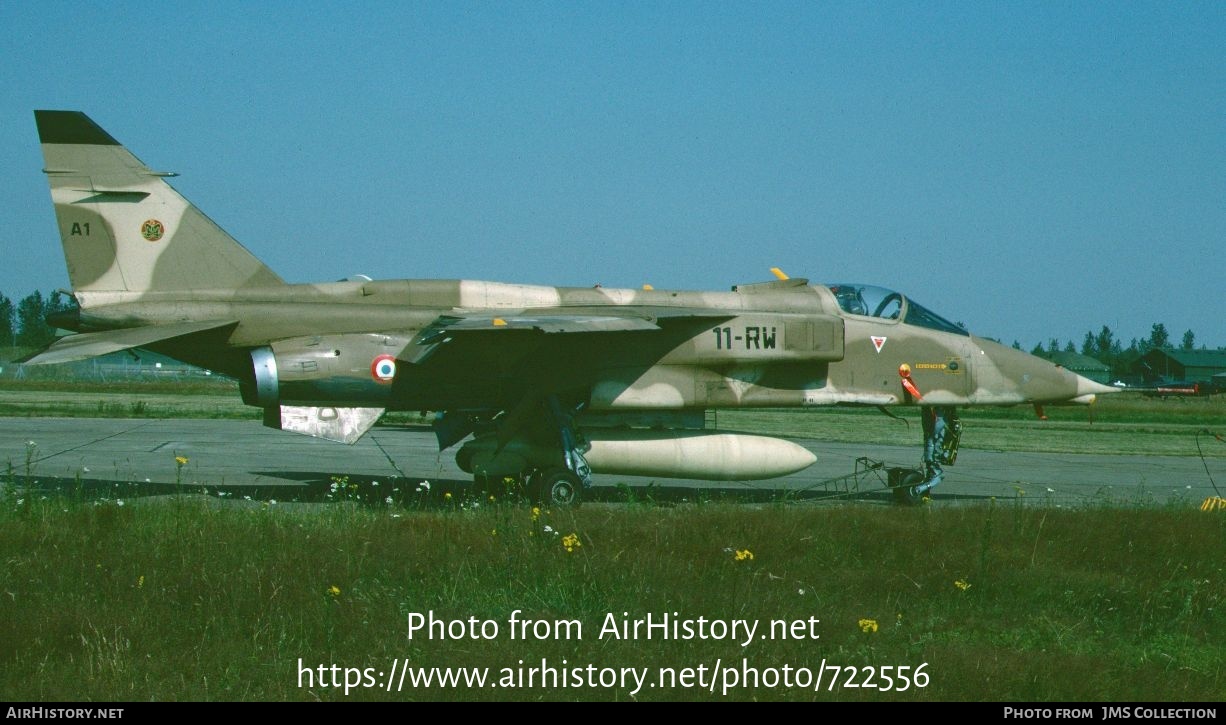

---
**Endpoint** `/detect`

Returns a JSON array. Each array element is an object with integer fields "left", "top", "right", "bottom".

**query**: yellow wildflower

[
  {"left": 137, "top": 575, "right": 144, "bottom": 589},
  {"left": 734, "top": 549, "right": 754, "bottom": 562},
  {"left": 327, "top": 585, "right": 340, "bottom": 597},
  {"left": 562, "top": 533, "right": 582, "bottom": 553},
  {"left": 954, "top": 579, "right": 972, "bottom": 591},
  {"left": 174, "top": 456, "right": 189, "bottom": 466},
  {"left": 858, "top": 618, "right": 878, "bottom": 634},
  {"left": 444, "top": 492, "right": 452, "bottom": 501},
  {"left": 531, "top": 506, "right": 541, "bottom": 521}
]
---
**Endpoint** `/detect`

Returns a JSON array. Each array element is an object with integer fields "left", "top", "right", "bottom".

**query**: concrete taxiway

[{"left": 0, "top": 417, "right": 1220, "bottom": 506}]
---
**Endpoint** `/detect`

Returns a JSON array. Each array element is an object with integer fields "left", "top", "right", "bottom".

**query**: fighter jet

[{"left": 26, "top": 110, "right": 1116, "bottom": 504}]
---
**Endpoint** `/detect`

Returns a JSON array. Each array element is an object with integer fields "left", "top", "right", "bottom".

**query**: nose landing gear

[{"left": 889, "top": 405, "right": 961, "bottom": 505}]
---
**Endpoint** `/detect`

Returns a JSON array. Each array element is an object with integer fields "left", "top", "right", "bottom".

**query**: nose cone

[
  {"left": 1072, "top": 374, "right": 1119, "bottom": 404},
  {"left": 971, "top": 338, "right": 1121, "bottom": 405}
]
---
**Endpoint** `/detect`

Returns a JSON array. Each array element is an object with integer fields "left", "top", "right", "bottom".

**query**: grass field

[{"left": 0, "top": 493, "right": 1222, "bottom": 701}]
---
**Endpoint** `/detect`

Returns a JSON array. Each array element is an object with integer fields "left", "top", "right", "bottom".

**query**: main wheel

[
  {"left": 891, "top": 470, "right": 926, "bottom": 506},
  {"left": 529, "top": 468, "right": 582, "bottom": 507}
]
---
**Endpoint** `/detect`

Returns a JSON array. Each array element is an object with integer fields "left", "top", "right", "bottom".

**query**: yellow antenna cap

[{"left": 770, "top": 267, "right": 789, "bottom": 280}]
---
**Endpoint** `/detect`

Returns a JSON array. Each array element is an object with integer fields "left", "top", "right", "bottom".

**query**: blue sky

[{"left": 1, "top": 2, "right": 1221, "bottom": 349}]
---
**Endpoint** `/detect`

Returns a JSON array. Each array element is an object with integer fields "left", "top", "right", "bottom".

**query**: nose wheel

[{"left": 889, "top": 468, "right": 927, "bottom": 506}]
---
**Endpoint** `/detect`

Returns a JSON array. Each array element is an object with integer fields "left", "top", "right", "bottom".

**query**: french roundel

[{"left": 371, "top": 354, "right": 397, "bottom": 383}]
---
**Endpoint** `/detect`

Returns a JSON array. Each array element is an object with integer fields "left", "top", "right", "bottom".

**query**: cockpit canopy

[{"left": 825, "top": 283, "right": 968, "bottom": 336}]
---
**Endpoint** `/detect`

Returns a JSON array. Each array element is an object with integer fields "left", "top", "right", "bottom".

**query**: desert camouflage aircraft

[{"left": 27, "top": 110, "right": 1116, "bottom": 504}]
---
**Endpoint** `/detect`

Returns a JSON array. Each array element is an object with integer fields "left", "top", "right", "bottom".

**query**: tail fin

[{"left": 35, "top": 110, "right": 284, "bottom": 294}]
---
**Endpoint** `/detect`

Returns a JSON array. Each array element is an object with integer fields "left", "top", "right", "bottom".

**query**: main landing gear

[
  {"left": 521, "top": 397, "right": 590, "bottom": 506},
  {"left": 451, "top": 395, "right": 592, "bottom": 506},
  {"left": 526, "top": 467, "right": 583, "bottom": 507}
]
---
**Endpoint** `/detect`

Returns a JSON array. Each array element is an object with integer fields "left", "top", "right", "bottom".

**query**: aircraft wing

[
  {"left": 19, "top": 320, "right": 238, "bottom": 365},
  {"left": 406, "top": 309, "right": 732, "bottom": 366}
]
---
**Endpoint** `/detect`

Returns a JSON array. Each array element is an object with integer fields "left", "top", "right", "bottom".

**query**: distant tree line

[
  {"left": 1011, "top": 323, "right": 1207, "bottom": 378},
  {"left": 0, "top": 290, "right": 75, "bottom": 350}
]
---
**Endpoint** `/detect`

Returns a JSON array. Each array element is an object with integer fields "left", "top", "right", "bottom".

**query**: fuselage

[{"left": 64, "top": 277, "right": 1111, "bottom": 413}]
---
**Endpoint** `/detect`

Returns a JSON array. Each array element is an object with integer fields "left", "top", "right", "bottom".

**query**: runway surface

[{"left": 1, "top": 417, "right": 1220, "bottom": 506}]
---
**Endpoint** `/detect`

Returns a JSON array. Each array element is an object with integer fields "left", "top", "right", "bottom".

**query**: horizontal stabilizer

[
  {"left": 273, "top": 406, "right": 385, "bottom": 444},
  {"left": 20, "top": 320, "right": 237, "bottom": 365}
]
